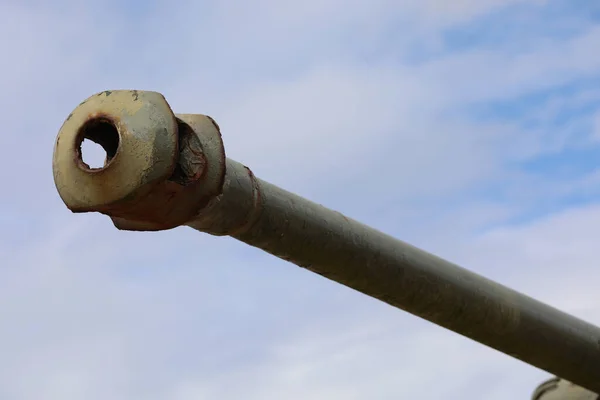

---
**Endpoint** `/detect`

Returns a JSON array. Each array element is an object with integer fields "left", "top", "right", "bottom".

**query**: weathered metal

[
  {"left": 532, "top": 377, "right": 598, "bottom": 400},
  {"left": 53, "top": 90, "right": 600, "bottom": 393}
]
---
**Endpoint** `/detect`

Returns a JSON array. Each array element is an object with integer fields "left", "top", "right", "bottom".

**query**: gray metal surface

[{"left": 52, "top": 90, "right": 600, "bottom": 393}]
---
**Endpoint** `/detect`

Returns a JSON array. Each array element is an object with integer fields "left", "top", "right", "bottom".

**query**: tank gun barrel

[{"left": 52, "top": 90, "right": 600, "bottom": 393}]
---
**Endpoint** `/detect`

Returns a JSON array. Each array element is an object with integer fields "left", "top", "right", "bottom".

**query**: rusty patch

[
  {"left": 99, "top": 114, "right": 226, "bottom": 231},
  {"left": 169, "top": 120, "right": 207, "bottom": 185},
  {"left": 208, "top": 115, "right": 226, "bottom": 195}
]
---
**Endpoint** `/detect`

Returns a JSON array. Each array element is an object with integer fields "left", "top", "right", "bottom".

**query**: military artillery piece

[{"left": 52, "top": 90, "right": 600, "bottom": 399}]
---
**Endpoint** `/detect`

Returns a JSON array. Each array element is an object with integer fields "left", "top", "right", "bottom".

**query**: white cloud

[{"left": 1, "top": 0, "right": 600, "bottom": 398}]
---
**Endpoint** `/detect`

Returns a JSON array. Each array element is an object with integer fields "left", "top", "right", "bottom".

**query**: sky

[{"left": 1, "top": 0, "right": 600, "bottom": 398}]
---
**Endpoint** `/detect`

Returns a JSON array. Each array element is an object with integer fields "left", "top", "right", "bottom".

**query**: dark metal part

[{"left": 52, "top": 90, "right": 600, "bottom": 393}]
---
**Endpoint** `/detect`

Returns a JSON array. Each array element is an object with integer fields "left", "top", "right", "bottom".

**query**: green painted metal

[{"left": 53, "top": 90, "right": 600, "bottom": 395}]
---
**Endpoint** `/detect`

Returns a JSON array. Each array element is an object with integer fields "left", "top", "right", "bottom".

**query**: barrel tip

[{"left": 52, "top": 90, "right": 179, "bottom": 213}]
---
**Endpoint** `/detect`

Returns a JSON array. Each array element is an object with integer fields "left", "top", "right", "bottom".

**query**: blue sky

[{"left": 2, "top": 0, "right": 600, "bottom": 398}]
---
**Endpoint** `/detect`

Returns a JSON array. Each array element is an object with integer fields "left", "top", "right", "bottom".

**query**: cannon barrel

[{"left": 52, "top": 90, "right": 600, "bottom": 393}]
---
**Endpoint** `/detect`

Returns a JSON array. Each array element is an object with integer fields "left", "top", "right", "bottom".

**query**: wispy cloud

[{"left": 2, "top": 0, "right": 600, "bottom": 398}]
